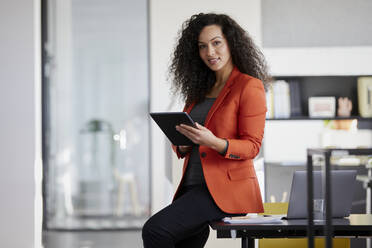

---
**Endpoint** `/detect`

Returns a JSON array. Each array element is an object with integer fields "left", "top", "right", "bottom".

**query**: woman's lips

[{"left": 208, "top": 58, "right": 219, "bottom": 65}]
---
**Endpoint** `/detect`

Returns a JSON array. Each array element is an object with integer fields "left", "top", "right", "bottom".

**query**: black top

[{"left": 183, "top": 98, "right": 216, "bottom": 186}]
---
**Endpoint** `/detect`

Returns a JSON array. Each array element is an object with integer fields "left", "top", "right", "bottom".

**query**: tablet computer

[{"left": 150, "top": 112, "right": 196, "bottom": 146}]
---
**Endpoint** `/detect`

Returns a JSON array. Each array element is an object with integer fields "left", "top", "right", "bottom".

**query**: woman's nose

[{"left": 207, "top": 45, "right": 215, "bottom": 56}]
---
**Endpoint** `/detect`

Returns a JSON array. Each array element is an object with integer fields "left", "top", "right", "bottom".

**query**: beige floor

[
  {"left": 43, "top": 230, "right": 143, "bottom": 248},
  {"left": 42, "top": 228, "right": 242, "bottom": 248}
]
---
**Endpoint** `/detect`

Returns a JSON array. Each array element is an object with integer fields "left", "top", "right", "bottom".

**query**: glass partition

[{"left": 42, "top": 0, "right": 150, "bottom": 229}]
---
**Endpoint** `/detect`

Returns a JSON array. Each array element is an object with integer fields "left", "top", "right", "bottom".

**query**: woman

[{"left": 142, "top": 13, "right": 270, "bottom": 248}]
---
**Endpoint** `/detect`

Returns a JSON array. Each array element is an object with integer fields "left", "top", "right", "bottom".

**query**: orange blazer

[{"left": 172, "top": 67, "right": 266, "bottom": 214}]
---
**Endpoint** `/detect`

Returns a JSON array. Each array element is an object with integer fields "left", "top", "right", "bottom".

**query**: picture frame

[{"left": 308, "top": 97, "right": 336, "bottom": 118}]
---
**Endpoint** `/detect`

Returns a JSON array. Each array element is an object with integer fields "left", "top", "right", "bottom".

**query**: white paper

[{"left": 222, "top": 216, "right": 283, "bottom": 224}]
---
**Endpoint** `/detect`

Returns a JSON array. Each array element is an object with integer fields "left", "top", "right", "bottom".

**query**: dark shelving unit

[
  {"left": 273, "top": 75, "right": 363, "bottom": 116},
  {"left": 267, "top": 75, "right": 372, "bottom": 129}
]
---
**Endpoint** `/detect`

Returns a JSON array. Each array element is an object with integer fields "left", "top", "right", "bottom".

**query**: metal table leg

[
  {"left": 307, "top": 153, "right": 314, "bottom": 248},
  {"left": 241, "top": 237, "right": 254, "bottom": 248}
]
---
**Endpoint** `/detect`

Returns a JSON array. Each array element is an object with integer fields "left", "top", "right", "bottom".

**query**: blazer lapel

[
  {"left": 204, "top": 67, "right": 239, "bottom": 127},
  {"left": 204, "top": 87, "right": 230, "bottom": 127}
]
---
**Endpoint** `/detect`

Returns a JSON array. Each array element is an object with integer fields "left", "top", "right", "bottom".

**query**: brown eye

[
  {"left": 213, "top": 40, "right": 221, "bottom": 46},
  {"left": 198, "top": 44, "right": 206, "bottom": 49}
]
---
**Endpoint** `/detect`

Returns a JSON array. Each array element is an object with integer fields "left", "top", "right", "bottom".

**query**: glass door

[{"left": 42, "top": 0, "right": 150, "bottom": 229}]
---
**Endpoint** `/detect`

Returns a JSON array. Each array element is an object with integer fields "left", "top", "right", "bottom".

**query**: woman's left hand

[{"left": 175, "top": 122, "right": 226, "bottom": 153}]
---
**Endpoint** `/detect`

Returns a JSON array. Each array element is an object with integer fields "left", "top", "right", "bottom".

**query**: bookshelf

[{"left": 266, "top": 75, "right": 372, "bottom": 129}]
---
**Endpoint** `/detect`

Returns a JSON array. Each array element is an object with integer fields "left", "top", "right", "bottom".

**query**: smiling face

[{"left": 198, "top": 25, "right": 233, "bottom": 73}]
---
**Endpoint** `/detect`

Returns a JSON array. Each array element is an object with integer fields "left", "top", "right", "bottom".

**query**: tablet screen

[{"left": 150, "top": 112, "right": 195, "bottom": 146}]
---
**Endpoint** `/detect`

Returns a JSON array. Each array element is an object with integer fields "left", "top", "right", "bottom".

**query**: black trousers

[{"left": 142, "top": 184, "right": 238, "bottom": 248}]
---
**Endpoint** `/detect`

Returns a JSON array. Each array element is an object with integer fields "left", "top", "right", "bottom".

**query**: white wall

[
  {"left": 0, "top": 0, "right": 42, "bottom": 247},
  {"left": 149, "top": 1, "right": 261, "bottom": 247},
  {"left": 0, "top": 0, "right": 261, "bottom": 246},
  {"left": 264, "top": 46, "right": 372, "bottom": 76},
  {"left": 261, "top": 0, "right": 372, "bottom": 76}
]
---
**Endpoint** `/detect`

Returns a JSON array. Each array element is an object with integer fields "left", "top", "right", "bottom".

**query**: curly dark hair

[{"left": 169, "top": 13, "right": 271, "bottom": 106}]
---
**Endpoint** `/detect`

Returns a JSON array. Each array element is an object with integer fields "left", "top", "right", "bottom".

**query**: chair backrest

[{"left": 262, "top": 202, "right": 288, "bottom": 215}]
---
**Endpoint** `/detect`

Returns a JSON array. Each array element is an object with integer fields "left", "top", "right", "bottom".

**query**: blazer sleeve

[{"left": 223, "top": 79, "right": 267, "bottom": 160}]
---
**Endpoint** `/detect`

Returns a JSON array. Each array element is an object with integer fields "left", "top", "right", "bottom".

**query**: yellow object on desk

[{"left": 258, "top": 203, "right": 349, "bottom": 248}]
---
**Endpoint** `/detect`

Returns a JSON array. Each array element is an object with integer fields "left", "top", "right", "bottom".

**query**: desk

[
  {"left": 307, "top": 148, "right": 372, "bottom": 248},
  {"left": 210, "top": 214, "right": 372, "bottom": 248}
]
